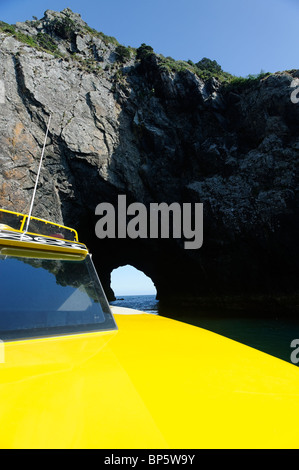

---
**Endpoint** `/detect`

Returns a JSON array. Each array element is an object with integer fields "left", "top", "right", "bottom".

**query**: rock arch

[{"left": 110, "top": 264, "right": 157, "bottom": 296}]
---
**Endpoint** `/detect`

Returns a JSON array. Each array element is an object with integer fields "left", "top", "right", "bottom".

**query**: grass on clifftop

[
  {"left": 159, "top": 55, "right": 234, "bottom": 82},
  {"left": 83, "top": 25, "right": 119, "bottom": 46},
  {"left": 135, "top": 44, "right": 270, "bottom": 85},
  {"left": 0, "top": 20, "right": 62, "bottom": 56},
  {"left": 224, "top": 72, "right": 271, "bottom": 90},
  {"left": 0, "top": 17, "right": 272, "bottom": 87}
]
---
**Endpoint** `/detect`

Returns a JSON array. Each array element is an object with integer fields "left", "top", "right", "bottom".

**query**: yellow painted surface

[
  {"left": 0, "top": 242, "right": 88, "bottom": 259},
  {"left": 0, "top": 208, "right": 79, "bottom": 241},
  {"left": 0, "top": 311, "right": 298, "bottom": 449},
  {"left": 0, "top": 209, "right": 88, "bottom": 256}
]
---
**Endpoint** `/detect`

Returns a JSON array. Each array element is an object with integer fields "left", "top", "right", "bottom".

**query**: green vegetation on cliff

[
  {"left": 83, "top": 25, "right": 119, "bottom": 46},
  {"left": 0, "top": 20, "right": 61, "bottom": 56},
  {"left": 0, "top": 21, "right": 39, "bottom": 48},
  {"left": 136, "top": 44, "right": 234, "bottom": 82},
  {"left": 0, "top": 13, "right": 271, "bottom": 86}
]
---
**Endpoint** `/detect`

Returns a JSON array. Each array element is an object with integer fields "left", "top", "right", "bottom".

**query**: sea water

[
  {"left": 110, "top": 295, "right": 299, "bottom": 366},
  {"left": 111, "top": 294, "right": 159, "bottom": 314}
]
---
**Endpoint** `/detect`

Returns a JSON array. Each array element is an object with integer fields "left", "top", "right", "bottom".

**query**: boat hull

[{"left": 0, "top": 309, "right": 298, "bottom": 449}]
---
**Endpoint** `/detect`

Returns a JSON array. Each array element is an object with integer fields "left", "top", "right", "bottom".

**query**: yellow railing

[{"left": 0, "top": 209, "right": 79, "bottom": 242}]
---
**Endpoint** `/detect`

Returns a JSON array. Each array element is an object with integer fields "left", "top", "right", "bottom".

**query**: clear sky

[
  {"left": 111, "top": 265, "right": 156, "bottom": 296},
  {"left": 1, "top": 0, "right": 298, "bottom": 294},
  {"left": 0, "top": 0, "right": 298, "bottom": 77}
]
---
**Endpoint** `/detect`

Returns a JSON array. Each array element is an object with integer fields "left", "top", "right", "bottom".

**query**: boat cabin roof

[{"left": 0, "top": 209, "right": 88, "bottom": 259}]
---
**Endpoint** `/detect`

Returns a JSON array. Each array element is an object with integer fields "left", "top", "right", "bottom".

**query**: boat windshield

[{"left": 0, "top": 253, "right": 117, "bottom": 341}]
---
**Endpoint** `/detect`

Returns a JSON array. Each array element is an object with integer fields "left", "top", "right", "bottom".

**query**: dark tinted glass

[
  {"left": 0, "top": 211, "right": 23, "bottom": 230},
  {"left": 0, "top": 254, "right": 117, "bottom": 340},
  {"left": 26, "top": 219, "right": 77, "bottom": 241}
]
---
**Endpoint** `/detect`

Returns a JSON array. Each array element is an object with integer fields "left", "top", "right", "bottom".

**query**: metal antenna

[{"left": 22, "top": 114, "right": 52, "bottom": 236}]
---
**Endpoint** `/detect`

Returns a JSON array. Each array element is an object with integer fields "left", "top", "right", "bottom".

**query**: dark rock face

[{"left": 1, "top": 9, "right": 299, "bottom": 313}]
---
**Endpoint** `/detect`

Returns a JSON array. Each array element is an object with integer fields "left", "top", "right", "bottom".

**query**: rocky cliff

[{"left": 1, "top": 9, "right": 299, "bottom": 313}]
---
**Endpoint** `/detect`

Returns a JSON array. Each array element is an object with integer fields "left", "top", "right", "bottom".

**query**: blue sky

[
  {"left": 111, "top": 265, "right": 156, "bottom": 296},
  {"left": 1, "top": 0, "right": 298, "bottom": 294},
  {"left": 0, "top": 0, "right": 298, "bottom": 77}
]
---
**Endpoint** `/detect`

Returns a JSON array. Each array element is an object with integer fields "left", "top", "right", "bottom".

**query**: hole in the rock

[
  {"left": 111, "top": 265, "right": 156, "bottom": 297},
  {"left": 110, "top": 265, "right": 158, "bottom": 313}
]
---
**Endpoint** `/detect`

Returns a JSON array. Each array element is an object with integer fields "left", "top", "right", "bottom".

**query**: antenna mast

[{"left": 22, "top": 114, "right": 52, "bottom": 236}]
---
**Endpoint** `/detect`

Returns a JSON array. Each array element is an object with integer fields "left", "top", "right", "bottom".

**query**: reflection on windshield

[{"left": 0, "top": 254, "right": 117, "bottom": 340}]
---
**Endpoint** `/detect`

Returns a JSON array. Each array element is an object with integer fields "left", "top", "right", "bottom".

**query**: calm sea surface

[{"left": 110, "top": 294, "right": 299, "bottom": 366}]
